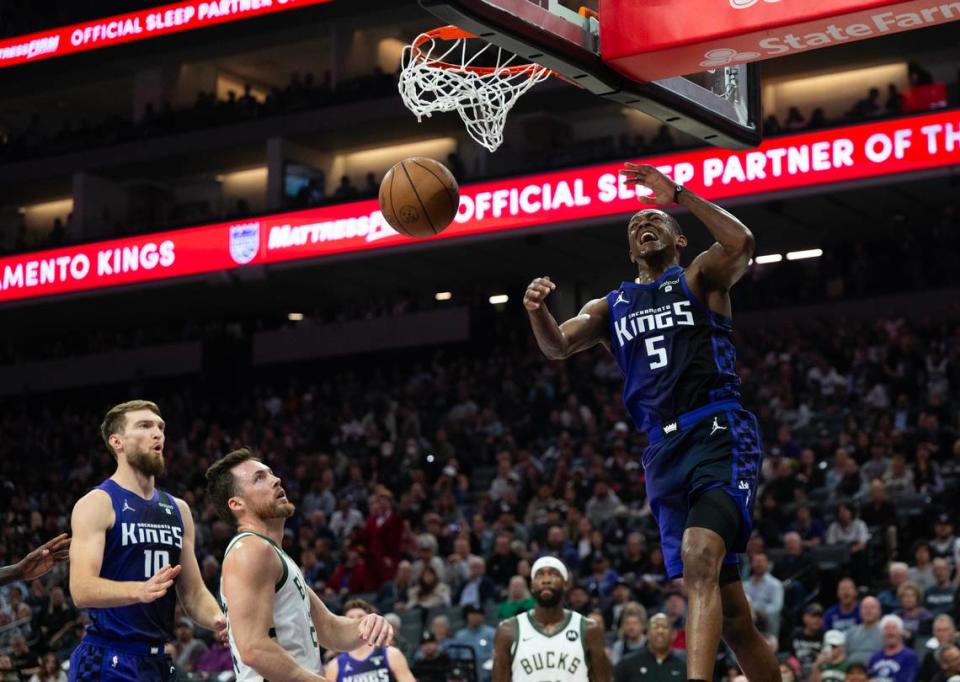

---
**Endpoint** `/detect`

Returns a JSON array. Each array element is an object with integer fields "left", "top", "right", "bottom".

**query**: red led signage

[
  {"left": 0, "top": 0, "right": 333, "bottom": 69},
  {"left": 1, "top": 110, "right": 958, "bottom": 303}
]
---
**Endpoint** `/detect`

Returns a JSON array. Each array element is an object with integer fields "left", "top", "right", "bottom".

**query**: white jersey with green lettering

[
  {"left": 221, "top": 531, "right": 320, "bottom": 682},
  {"left": 510, "top": 609, "right": 589, "bottom": 682}
]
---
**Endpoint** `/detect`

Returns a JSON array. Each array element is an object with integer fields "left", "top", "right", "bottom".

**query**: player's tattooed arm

[
  {"left": 492, "top": 618, "right": 516, "bottom": 682},
  {"left": 584, "top": 617, "right": 613, "bottom": 682},
  {"left": 224, "top": 538, "right": 325, "bottom": 682},
  {"left": 524, "top": 277, "right": 610, "bottom": 360}
]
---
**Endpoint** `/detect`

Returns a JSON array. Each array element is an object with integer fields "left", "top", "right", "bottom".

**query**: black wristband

[{"left": 673, "top": 184, "right": 684, "bottom": 203}]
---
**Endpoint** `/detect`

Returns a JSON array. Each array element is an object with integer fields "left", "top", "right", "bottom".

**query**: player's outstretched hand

[
  {"left": 212, "top": 613, "right": 229, "bottom": 644},
  {"left": 523, "top": 276, "right": 556, "bottom": 312},
  {"left": 619, "top": 163, "right": 677, "bottom": 206},
  {"left": 15, "top": 533, "right": 71, "bottom": 581},
  {"left": 358, "top": 613, "right": 394, "bottom": 648},
  {"left": 137, "top": 564, "right": 181, "bottom": 604}
]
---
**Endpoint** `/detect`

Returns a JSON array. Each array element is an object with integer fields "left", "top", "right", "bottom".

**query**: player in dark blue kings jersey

[
  {"left": 68, "top": 400, "right": 227, "bottom": 681},
  {"left": 525, "top": 164, "right": 779, "bottom": 682},
  {"left": 325, "top": 599, "right": 415, "bottom": 682}
]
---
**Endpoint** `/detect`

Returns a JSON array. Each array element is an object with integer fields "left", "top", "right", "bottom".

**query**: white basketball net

[{"left": 399, "top": 28, "right": 552, "bottom": 153}]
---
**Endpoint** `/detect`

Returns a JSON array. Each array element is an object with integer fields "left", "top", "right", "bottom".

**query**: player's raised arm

[
  {"left": 173, "top": 497, "right": 227, "bottom": 642},
  {"left": 69, "top": 489, "right": 181, "bottom": 608},
  {"left": 306, "top": 587, "right": 393, "bottom": 651},
  {"left": 386, "top": 645, "right": 416, "bottom": 682},
  {"left": 524, "top": 277, "right": 609, "bottom": 360},
  {"left": 223, "top": 537, "right": 325, "bottom": 682},
  {"left": 583, "top": 617, "right": 613, "bottom": 682},
  {"left": 491, "top": 618, "right": 516, "bottom": 682},
  {"left": 0, "top": 533, "right": 70, "bottom": 586},
  {"left": 621, "top": 163, "right": 755, "bottom": 291}
]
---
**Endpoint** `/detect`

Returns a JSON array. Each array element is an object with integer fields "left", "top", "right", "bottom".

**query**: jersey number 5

[
  {"left": 645, "top": 335, "right": 668, "bottom": 370},
  {"left": 144, "top": 549, "right": 170, "bottom": 578}
]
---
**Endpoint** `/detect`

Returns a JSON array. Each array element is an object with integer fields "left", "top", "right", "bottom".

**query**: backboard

[{"left": 418, "top": 0, "right": 762, "bottom": 149}]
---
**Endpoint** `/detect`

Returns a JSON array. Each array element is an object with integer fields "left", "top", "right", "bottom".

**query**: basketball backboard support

[{"left": 418, "top": 0, "right": 762, "bottom": 149}]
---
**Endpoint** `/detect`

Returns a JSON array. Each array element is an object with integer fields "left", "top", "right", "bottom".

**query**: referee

[{"left": 614, "top": 613, "right": 686, "bottom": 682}]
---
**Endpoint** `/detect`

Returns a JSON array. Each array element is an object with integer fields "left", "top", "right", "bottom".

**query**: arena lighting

[
  {"left": 489, "top": 294, "right": 509, "bottom": 305},
  {"left": 287, "top": 312, "right": 304, "bottom": 321},
  {"left": 786, "top": 248, "right": 824, "bottom": 261},
  {"left": 754, "top": 254, "right": 784, "bottom": 264},
  {"left": 434, "top": 291, "right": 453, "bottom": 301}
]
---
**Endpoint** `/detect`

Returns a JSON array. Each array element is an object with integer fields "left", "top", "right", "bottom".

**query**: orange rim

[{"left": 410, "top": 26, "right": 553, "bottom": 78}]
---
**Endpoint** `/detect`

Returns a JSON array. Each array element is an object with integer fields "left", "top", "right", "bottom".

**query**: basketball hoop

[{"left": 398, "top": 26, "right": 553, "bottom": 153}]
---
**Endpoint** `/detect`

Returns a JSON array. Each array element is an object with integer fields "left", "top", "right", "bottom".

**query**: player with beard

[
  {"left": 206, "top": 449, "right": 394, "bottom": 682},
  {"left": 493, "top": 557, "right": 611, "bottom": 682},
  {"left": 524, "top": 165, "right": 779, "bottom": 682},
  {"left": 68, "top": 400, "right": 227, "bottom": 681}
]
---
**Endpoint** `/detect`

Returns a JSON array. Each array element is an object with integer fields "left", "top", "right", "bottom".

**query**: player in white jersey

[
  {"left": 206, "top": 448, "right": 394, "bottom": 682},
  {"left": 493, "top": 557, "right": 611, "bottom": 682}
]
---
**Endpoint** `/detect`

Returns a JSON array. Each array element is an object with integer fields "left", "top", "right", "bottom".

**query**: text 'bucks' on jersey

[
  {"left": 221, "top": 532, "right": 320, "bottom": 682},
  {"left": 335, "top": 647, "right": 396, "bottom": 682},
  {"left": 511, "top": 610, "right": 588, "bottom": 682},
  {"left": 607, "top": 265, "right": 740, "bottom": 433},
  {"left": 86, "top": 479, "right": 183, "bottom": 643}
]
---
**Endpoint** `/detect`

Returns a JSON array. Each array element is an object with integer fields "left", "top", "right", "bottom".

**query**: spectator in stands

[
  {"left": 785, "top": 107, "right": 807, "bottom": 130},
  {"left": 827, "top": 503, "right": 871, "bottom": 584},
  {"left": 411, "top": 631, "right": 451, "bottom": 682},
  {"left": 168, "top": 619, "right": 208, "bottom": 673},
  {"left": 811, "top": 630, "right": 851, "bottom": 682},
  {"left": 584, "top": 554, "right": 620, "bottom": 600},
  {"left": 488, "top": 533, "right": 522, "bottom": 587},
  {"left": 429, "top": 614, "right": 454, "bottom": 655},
  {"left": 613, "top": 613, "right": 685, "bottom": 682},
  {"left": 334, "top": 175, "right": 358, "bottom": 201},
  {"left": 412, "top": 534, "right": 447, "bottom": 583},
  {"left": 884, "top": 455, "right": 916, "bottom": 496},
  {"left": 845, "top": 662, "right": 871, "bottom": 682},
  {"left": 930, "top": 514, "right": 960, "bottom": 565},
  {"left": 924, "top": 560, "right": 957, "bottom": 616},
  {"left": 827, "top": 450, "right": 853, "bottom": 493},
  {"left": 790, "top": 602, "right": 826, "bottom": 678},
  {"left": 496, "top": 575, "right": 534, "bottom": 619},
  {"left": 35, "top": 586, "right": 76, "bottom": 643},
  {"left": 743, "top": 552, "right": 784, "bottom": 636},
  {"left": 455, "top": 557, "right": 496, "bottom": 609},
  {"left": 7, "top": 635, "right": 35, "bottom": 679},
  {"left": 791, "top": 504, "right": 827, "bottom": 547},
  {"left": 361, "top": 486, "right": 404, "bottom": 587},
  {"left": 868, "top": 615, "right": 919, "bottom": 682},
  {"left": 918, "top": 615, "right": 960, "bottom": 682},
  {"left": 846, "top": 597, "right": 884, "bottom": 665},
  {"left": 808, "top": 108, "right": 827, "bottom": 130},
  {"left": 377, "top": 560, "right": 414, "bottom": 614},
  {"left": 825, "top": 578, "right": 862, "bottom": 634},
  {"left": 454, "top": 604, "right": 495, "bottom": 674},
  {"left": 406, "top": 565, "right": 451, "bottom": 610},
  {"left": 330, "top": 496, "right": 365, "bottom": 541},
  {"left": 327, "top": 545, "right": 373, "bottom": 596},
  {"left": 880, "top": 563, "right": 913, "bottom": 613},
  {"left": 447, "top": 536, "right": 482, "bottom": 592},
  {"left": 914, "top": 445, "right": 944, "bottom": 495},
  {"left": 849, "top": 88, "right": 882, "bottom": 119},
  {"left": 775, "top": 531, "right": 820, "bottom": 612},
  {"left": 911, "top": 543, "right": 937, "bottom": 593},
  {"left": 648, "top": 125, "right": 674, "bottom": 154},
  {"left": 611, "top": 611, "right": 647, "bottom": 665},
  {"left": 584, "top": 479, "right": 622, "bottom": 529},
  {"left": 930, "top": 645, "right": 960, "bottom": 682},
  {"left": 26, "top": 652, "right": 66, "bottom": 682},
  {"left": 861, "top": 480, "right": 898, "bottom": 559},
  {"left": 885, "top": 84, "right": 904, "bottom": 115},
  {"left": 896, "top": 582, "right": 933, "bottom": 645}
]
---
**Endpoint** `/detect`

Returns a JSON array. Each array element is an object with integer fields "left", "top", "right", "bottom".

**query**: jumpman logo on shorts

[{"left": 710, "top": 417, "right": 728, "bottom": 436}]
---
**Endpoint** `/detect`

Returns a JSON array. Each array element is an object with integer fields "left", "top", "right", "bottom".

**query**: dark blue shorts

[
  {"left": 69, "top": 637, "right": 178, "bottom": 682},
  {"left": 642, "top": 400, "right": 763, "bottom": 580}
]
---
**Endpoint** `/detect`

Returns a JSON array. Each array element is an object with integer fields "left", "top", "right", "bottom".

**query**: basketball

[{"left": 379, "top": 157, "right": 460, "bottom": 238}]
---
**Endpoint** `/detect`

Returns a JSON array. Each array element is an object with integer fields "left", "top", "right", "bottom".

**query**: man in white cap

[
  {"left": 811, "top": 630, "right": 850, "bottom": 682},
  {"left": 492, "top": 557, "right": 611, "bottom": 682}
]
